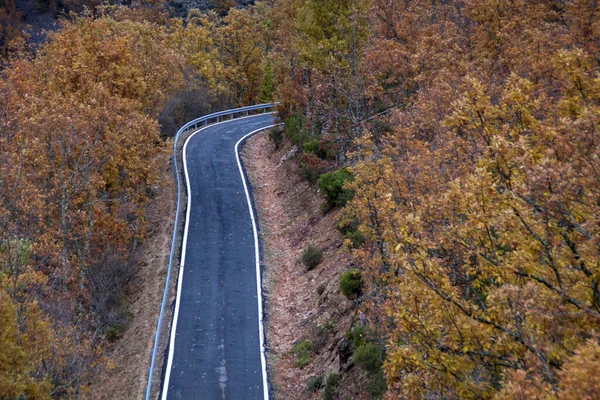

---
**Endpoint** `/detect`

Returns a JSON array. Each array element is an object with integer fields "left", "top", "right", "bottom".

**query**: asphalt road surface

[{"left": 163, "top": 113, "right": 275, "bottom": 399}]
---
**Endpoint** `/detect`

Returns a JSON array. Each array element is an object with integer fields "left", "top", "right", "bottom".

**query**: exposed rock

[
  {"left": 278, "top": 145, "right": 298, "bottom": 167},
  {"left": 338, "top": 337, "right": 353, "bottom": 369}
]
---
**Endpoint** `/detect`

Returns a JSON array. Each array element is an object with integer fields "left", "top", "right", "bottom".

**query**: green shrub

[
  {"left": 321, "top": 373, "right": 340, "bottom": 400},
  {"left": 259, "top": 62, "right": 274, "bottom": 103},
  {"left": 310, "top": 322, "right": 334, "bottom": 351},
  {"left": 292, "top": 339, "right": 313, "bottom": 369},
  {"left": 353, "top": 343, "right": 384, "bottom": 374},
  {"left": 105, "top": 301, "right": 133, "bottom": 342},
  {"left": 368, "top": 371, "right": 387, "bottom": 399},
  {"left": 120, "top": 304, "right": 134, "bottom": 321},
  {"left": 322, "top": 143, "right": 336, "bottom": 160},
  {"left": 307, "top": 375, "right": 324, "bottom": 393},
  {"left": 318, "top": 168, "right": 354, "bottom": 209},
  {"left": 339, "top": 269, "right": 363, "bottom": 298},
  {"left": 295, "top": 354, "right": 310, "bottom": 369},
  {"left": 346, "top": 325, "right": 368, "bottom": 348},
  {"left": 303, "top": 138, "right": 320, "bottom": 154},
  {"left": 268, "top": 127, "right": 284, "bottom": 150},
  {"left": 284, "top": 115, "right": 306, "bottom": 145},
  {"left": 300, "top": 162, "right": 320, "bottom": 184},
  {"left": 302, "top": 244, "right": 323, "bottom": 271},
  {"left": 344, "top": 230, "right": 365, "bottom": 249},
  {"left": 336, "top": 217, "right": 364, "bottom": 248},
  {"left": 292, "top": 339, "right": 313, "bottom": 356},
  {"left": 303, "top": 138, "right": 329, "bottom": 159},
  {"left": 336, "top": 217, "right": 360, "bottom": 235},
  {"left": 106, "top": 324, "right": 124, "bottom": 342}
]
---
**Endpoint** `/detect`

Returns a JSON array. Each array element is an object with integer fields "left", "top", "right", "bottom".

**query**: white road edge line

[
  {"left": 236, "top": 123, "right": 282, "bottom": 400},
  {"left": 161, "top": 113, "right": 276, "bottom": 400}
]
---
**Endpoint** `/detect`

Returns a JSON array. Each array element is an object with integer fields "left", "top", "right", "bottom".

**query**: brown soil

[
  {"left": 242, "top": 132, "right": 370, "bottom": 400},
  {"left": 88, "top": 152, "right": 177, "bottom": 400}
]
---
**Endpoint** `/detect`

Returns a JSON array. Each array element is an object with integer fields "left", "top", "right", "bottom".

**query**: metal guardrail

[
  {"left": 175, "top": 103, "right": 276, "bottom": 141},
  {"left": 144, "top": 103, "right": 278, "bottom": 400}
]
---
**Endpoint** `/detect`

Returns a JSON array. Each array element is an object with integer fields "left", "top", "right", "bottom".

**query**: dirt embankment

[
  {"left": 242, "top": 132, "right": 369, "bottom": 400},
  {"left": 88, "top": 153, "right": 177, "bottom": 400}
]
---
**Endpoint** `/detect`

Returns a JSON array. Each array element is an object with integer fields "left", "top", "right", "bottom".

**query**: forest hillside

[{"left": 265, "top": 0, "right": 600, "bottom": 398}]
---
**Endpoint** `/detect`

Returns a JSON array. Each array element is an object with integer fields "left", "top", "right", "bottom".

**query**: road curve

[{"left": 163, "top": 113, "right": 275, "bottom": 399}]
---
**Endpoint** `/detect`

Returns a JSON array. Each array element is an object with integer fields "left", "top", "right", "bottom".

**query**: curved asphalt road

[{"left": 163, "top": 113, "right": 275, "bottom": 399}]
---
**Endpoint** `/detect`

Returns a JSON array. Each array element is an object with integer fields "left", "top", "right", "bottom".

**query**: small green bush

[
  {"left": 303, "top": 138, "right": 330, "bottom": 159},
  {"left": 336, "top": 217, "right": 364, "bottom": 248},
  {"left": 268, "top": 127, "right": 284, "bottom": 150},
  {"left": 105, "top": 301, "right": 133, "bottom": 342},
  {"left": 259, "top": 62, "right": 274, "bottom": 103},
  {"left": 120, "top": 304, "right": 134, "bottom": 321},
  {"left": 353, "top": 343, "right": 384, "bottom": 374},
  {"left": 300, "top": 153, "right": 327, "bottom": 184},
  {"left": 339, "top": 269, "right": 363, "bottom": 298},
  {"left": 336, "top": 217, "right": 360, "bottom": 235},
  {"left": 284, "top": 115, "right": 306, "bottom": 145},
  {"left": 292, "top": 339, "right": 313, "bottom": 369},
  {"left": 318, "top": 169, "right": 354, "bottom": 209},
  {"left": 307, "top": 375, "right": 324, "bottom": 393},
  {"left": 344, "top": 230, "right": 365, "bottom": 249},
  {"left": 302, "top": 244, "right": 323, "bottom": 271},
  {"left": 300, "top": 162, "right": 320, "bottom": 184},
  {"left": 321, "top": 373, "right": 340, "bottom": 400},
  {"left": 292, "top": 339, "right": 313, "bottom": 356},
  {"left": 346, "top": 325, "right": 368, "bottom": 348},
  {"left": 295, "top": 355, "right": 310, "bottom": 369},
  {"left": 106, "top": 324, "right": 124, "bottom": 342},
  {"left": 310, "top": 322, "right": 334, "bottom": 351},
  {"left": 368, "top": 371, "right": 387, "bottom": 399},
  {"left": 303, "top": 138, "right": 320, "bottom": 154}
]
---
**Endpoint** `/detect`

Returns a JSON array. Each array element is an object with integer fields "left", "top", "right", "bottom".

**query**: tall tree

[{"left": 216, "top": 7, "right": 269, "bottom": 105}]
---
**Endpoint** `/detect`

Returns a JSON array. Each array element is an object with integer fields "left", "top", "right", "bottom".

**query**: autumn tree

[
  {"left": 0, "top": 0, "right": 25, "bottom": 57},
  {"left": 279, "top": 0, "right": 370, "bottom": 163},
  {"left": 333, "top": 0, "right": 600, "bottom": 398},
  {"left": 0, "top": 14, "right": 186, "bottom": 396},
  {"left": 0, "top": 240, "right": 52, "bottom": 399},
  {"left": 215, "top": 6, "right": 269, "bottom": 105}
]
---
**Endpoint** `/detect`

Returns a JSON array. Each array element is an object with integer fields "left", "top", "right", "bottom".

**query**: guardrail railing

[
  {"left": 175, "top": 103, "right": 276, "bottom": 141},
  {"left": 144, "top": 103, "right": 278, "bottom": 400}
]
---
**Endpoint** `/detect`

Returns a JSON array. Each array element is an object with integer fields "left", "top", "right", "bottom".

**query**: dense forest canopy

[
  {"left": 0, "top": 0, "right": 599, "bottom": 398},
  {"left": 267, "top": 0, "right": 600, "bottom": 398}
]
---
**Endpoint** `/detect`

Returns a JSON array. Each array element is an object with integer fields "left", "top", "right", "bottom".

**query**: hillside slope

[{"left": 243, "top": 132, "right": 374, "bottom": 400}]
